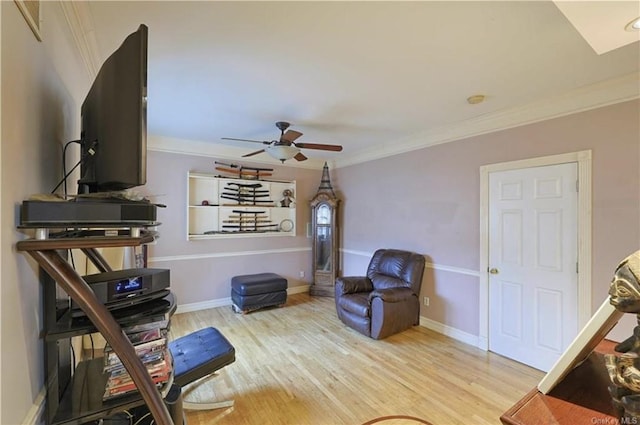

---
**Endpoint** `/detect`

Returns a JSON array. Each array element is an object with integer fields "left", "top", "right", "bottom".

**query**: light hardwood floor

[{"left": 170, "top": 293, "right": 543, "bottom": 425}]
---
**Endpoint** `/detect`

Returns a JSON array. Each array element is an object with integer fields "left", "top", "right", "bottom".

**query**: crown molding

[
  {"left": 58, "top": 0, "right": 100, "bottom": 78},
  {"left": 150, "top": 70, "right": 638, "bottom": 171},
  {"left": 148, "top": 135, "right": 331, "bottom": 170},
  {"left": 334, "top": 72, "right": 640, "bottom": 168}
]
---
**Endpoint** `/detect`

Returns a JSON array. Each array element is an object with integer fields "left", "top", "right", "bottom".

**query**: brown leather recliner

[{"left": 335, "top": 249, "right": 426, "bottom": 340}]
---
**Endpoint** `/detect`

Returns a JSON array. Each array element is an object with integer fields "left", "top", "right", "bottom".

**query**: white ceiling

[{"left": 68, "top": 1, "right": 640, "bottom": 168}]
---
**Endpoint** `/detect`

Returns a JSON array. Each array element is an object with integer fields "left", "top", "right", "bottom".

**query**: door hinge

[
  {"left": 576, "top": 262, "right": 579, "bottom": 274},
  {"left": 576, "top": 179, "right": 579, "bottom": 192}
]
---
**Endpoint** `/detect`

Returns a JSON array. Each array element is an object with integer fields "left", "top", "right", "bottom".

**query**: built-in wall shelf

[{"left": 187, "top": 172, "right": 296, "bottom": 240}]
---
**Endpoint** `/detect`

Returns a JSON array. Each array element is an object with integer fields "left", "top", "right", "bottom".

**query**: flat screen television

[{"left": 77, "top": 24, "right": 148, "bottom": 194}]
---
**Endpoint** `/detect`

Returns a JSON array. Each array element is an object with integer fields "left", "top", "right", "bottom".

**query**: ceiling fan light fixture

[
  {"left": 266, "top": 144, "right": 300, "bottom": 162},
  {"left": 625, "top": 17, "right": 640, "bottom": 31}
]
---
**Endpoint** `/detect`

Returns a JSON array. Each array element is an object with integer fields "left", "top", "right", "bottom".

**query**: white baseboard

[
  {"left": 176, "top": 284, "right": 310, "bottom": 314},
  {"left": 22, "top": 387, "right": 45, "bottom": 425},
  {"left": 176, "top": 297, "right": 232, "bottom": 314},
  {"left": 419, "top": 316, "right": 481, "bottom": 348}
]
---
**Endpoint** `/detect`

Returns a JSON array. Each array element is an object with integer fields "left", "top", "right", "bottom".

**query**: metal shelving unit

[{"left": 17, "top": 229, "right": 176, "bottom": 425}]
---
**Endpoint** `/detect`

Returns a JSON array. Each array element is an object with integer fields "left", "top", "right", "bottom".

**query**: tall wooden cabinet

[{"left": 309, "top": 163, "right": 340, "bottom": 297}]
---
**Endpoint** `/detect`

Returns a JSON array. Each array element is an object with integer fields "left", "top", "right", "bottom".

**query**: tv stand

[
  {"left": 17, "top": 228, "right": 176, "bottom": 425},
  {"left": 20, "top": 199, "right": 158, "bottom": 228}
]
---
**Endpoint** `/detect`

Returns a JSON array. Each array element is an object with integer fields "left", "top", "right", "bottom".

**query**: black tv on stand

[{"left": 77, "top": 24, "right": 148, "bottom": 195}]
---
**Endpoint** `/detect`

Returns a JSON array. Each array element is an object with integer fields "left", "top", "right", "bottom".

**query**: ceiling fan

[{"left": 222, "top": 121, "right": 343, "bottom": 163}]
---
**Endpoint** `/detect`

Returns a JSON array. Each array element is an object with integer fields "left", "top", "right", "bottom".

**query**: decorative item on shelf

[
  {"left": 605, "top": 251, "right": 640, "bottom": 421},
  {"left": 280, "top": 189, "right": 295, "bottom": 207},
  {"left": 221, "top": 181, "right": 274, "bottom": 206},
  {"left": 309, "top": 162, "right": 340, "bottom": 297},
  {"left": 279, "top": 219, "right": 294, "bottom": 232},
  {"left": 214, "top": 161, "right": 273, "bottom": 180},
  {"left": 217, "top": 210, "right": 279, "bottom": 234}
]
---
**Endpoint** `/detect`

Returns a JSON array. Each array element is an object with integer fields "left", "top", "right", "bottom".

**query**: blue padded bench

[
  {"left": 231, "top": 272, "right": 288, "bottom": 314},
  {"left": 169, "top": 327, "right": 235, "bottom": 410}
]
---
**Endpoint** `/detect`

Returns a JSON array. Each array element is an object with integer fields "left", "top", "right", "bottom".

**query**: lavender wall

[
  {"left": 142, "top": 150, "right": 323, "bottom": 306},
  {"left": 335, "top": 100, "right": 640, "bottom": 337},
  {"left": 1, "top": 2, "right": 90, "bottom": 422}
]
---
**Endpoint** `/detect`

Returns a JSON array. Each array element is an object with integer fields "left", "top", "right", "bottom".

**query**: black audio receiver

[{"left": 71, "top": 268, "right": 170, "bottom": 317}]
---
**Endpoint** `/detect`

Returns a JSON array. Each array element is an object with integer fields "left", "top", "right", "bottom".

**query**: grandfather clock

[{"left": 309, "top": 163, "right": 340, "bottom": 297}]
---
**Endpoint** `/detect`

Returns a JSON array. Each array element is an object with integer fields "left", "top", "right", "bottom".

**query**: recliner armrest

[
  {"left": 369, "top": 287, "right": 416, "bottom": 303},
  {"left": 335, "top": 276, "right": 373, "bottom": 295}
]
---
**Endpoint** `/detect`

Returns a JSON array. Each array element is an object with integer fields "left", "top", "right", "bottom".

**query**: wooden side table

[{"left": 501, "top": 340, "right": 618, "bottom": 425}]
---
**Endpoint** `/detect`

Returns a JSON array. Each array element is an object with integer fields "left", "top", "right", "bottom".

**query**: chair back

[{"left": 366, "top": 249, "right": 425, "bottom": 294}]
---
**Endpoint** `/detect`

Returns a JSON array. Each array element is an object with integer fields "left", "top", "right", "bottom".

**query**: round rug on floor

[{"left": 361, "top": 415, "right": 434, "bottom": 425}]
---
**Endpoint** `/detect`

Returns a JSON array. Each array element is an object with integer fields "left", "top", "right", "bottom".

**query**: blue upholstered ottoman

[
  {"left": 231, "top": 273, "right": 288, "bottom": 313},
  {"left": 168, "top": 327, "right": 236, "bottom": 411},
  {"left": 169, "top": 327, "right": 235, "bottom": 388}
]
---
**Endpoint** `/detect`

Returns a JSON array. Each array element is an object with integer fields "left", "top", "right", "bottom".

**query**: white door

[{"left": 488, "top": 163, "right": 578, "bottom": 371}]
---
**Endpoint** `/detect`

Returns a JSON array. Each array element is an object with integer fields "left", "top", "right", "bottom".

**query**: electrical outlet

[
  {"left": 299, "top": 271, "right": 305, "bottom": 278},
  {"left": 424, "top": 296, "right": 430, "bottom": 306}
]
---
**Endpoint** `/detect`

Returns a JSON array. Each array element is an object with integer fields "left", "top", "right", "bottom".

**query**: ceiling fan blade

[
  {"left": 242, "top": 149, "right": 266, "bottom": 158},
  {"left": 281, "top": 130, "right": 303, "bottom": 143},
  {"left": 294, "top": 142, "right": 343, "bottom": 152},
  {"left": 294, "top": 152, "right": 308, "bottom": 161},
  {"left": 222, "top": 137, "right": 269, "bottom": 145}
]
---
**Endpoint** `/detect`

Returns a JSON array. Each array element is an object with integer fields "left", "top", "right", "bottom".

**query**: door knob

[{"left": 489, "top": 268, "right": 499, "bottom": 274}]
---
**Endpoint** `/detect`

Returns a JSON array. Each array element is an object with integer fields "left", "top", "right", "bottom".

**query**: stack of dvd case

[{"left": 103, "top": 319, "right": 172, "bottom": 400}]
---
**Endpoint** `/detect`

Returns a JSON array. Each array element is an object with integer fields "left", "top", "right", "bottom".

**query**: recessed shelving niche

[{"left": 187, "top": 172, "right": 296, "bottom": 240}]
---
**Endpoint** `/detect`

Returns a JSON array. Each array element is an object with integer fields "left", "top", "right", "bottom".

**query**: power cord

[
  {"left": 50, "top": 139, "right": 97, "bottom": 196},
  {"left": 132, "top": 411, "right": 151, "bottom": 425},
  {"left": 89, "top": 333, "right": 95, "bottom": 359},
  {"left": 70, "top": 342, "right": 76, "bottom": 374},
  {"left": 50, "top": 139, "right": 81, "bottom": 196}
]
